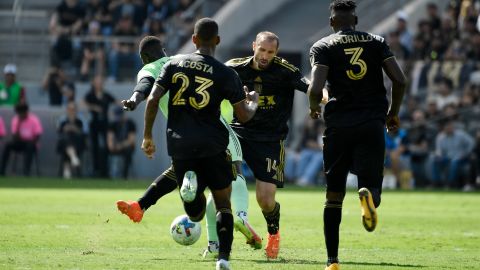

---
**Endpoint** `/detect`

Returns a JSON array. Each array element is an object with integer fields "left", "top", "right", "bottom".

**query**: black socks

[{"left": 262, "top": 202, "right": 280, "bottom": 235}]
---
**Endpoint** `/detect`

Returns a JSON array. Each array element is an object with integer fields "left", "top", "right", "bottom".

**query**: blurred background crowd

[{"left": 0, "top": 0, "right": 479, "bottom": 191}]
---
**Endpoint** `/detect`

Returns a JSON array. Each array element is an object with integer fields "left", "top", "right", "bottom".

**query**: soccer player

[
  {"left": 308, "top": 1, "right": 406, "bottom": 269},
  {"left": 226, "top": 31, "right": 309, "bottom": 259},
  {"left": 142, "top": 18, "right": 259, "bottom": 270},
  {"left": 116, "top": 35, "right": 262, "bottom": 254}
]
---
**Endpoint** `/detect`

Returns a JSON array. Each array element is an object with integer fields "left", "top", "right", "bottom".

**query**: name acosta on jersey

[{"left": 178, "top": 60, "right": 213, "bottom": 74}]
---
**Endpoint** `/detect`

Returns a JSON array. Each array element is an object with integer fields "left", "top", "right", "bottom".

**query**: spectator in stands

[
  {"left": 0, "top": 104, "right": 43, "bottom": 176},
  {"left": 110, "top": 0, "right": 145, "bottom": 31},
  {"left": 165, "top": 0, "right": 195, "bottom": 52},
  {"left": 388, "top": 31, "right": 410, "bottom": 61},
  {"left": 0, "top": 64, "right": 25, "bottom": 106},
  {"left": 416, "top": 20, "right": 432, "bottom": 52},
  {"left": 473, "top": 129, "right": 480, "bottom": 188},
  {"left": 80, "top": 21, "right": 106, "bottom": 81},
  {"left": 432, "top": 120, "right": 475, "bottom": 188},
  {"left": 466, "top": 31, "right": 480, "bottom": 61},
  {"left": 285, "top": 118, "right": 324, "bottom": 186},
  {"left": 84, "top": 75, "right": 116, "bottom": 177},
  {"left": 0, "top": 116, "right": 5, "bottom": 140},
  {"left": 107, "top": 106, "right": 136, "bottom": 179},
  {"left": 145, "top": 0, "right": 171, "bottom": 22},
  {"left": 143, "top": 17, "right": 167, "bottom": 41},
  {"left": 385, "top": 128, "right": 412, "bottom": 189},
  {"left": 42, "top": 66, "right": 75, "bottom": 106},
  {"left": 426, "top": 2, "right": 441, "bottom": 31},
  {"left": 85, "top": 0, "right": 114, "bottom": 36},
  {"left": 396, "top": 11, "right": 413, "bottom": 53},
  {"left": 49, "top": 0, "right": 86, "bottom": 66},
  {"left": 57, "top": 102, "right": 86, "bottom": 178},
  {"left": 440, "top": 17, "right": 459, "bottom": 45},
  {"left": 107, "top": 15, "right": 141, "bottom": 82},
  {"left": 411, "top": 34, "right": 428, "bottom": 60},
  {"left": 406, "top": 109, "right": 436, "bottom": 187},
  {"left": 430, "top": 78, "right": 459, "bottom": 110}
]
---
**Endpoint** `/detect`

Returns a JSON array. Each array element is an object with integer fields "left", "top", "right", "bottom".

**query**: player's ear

[
  {"left": 329, "top": 16, "right": 334, "bottom": 27},
  {"left": 215, "top": 36, "right": 220, "bottom": 45},
  {"left": 354, "top": 16, "right": 358, "bottom": 25},
  {"left": 252, "top": 41, "right": 256, "bottom": 52},
  {"left": 192, "top": 34, "right": 198, "bottom": 46}
]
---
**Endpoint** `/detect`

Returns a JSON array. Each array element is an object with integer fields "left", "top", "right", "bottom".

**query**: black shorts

[
  {"left": 323, "top": 119, "right": 385, "bottom": 192},
  {"left": 172, "top": 150, "right": 235, "bottom": 192},
  {"left": 239, "top": 137, "right": 285, "bottom": 188}
]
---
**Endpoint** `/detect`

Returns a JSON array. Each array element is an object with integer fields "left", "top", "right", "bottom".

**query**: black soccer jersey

[
  {"left": 226, "top": 56, "right": 308, "bottom": 142},
  {"left": 155, "top": 53, "right": 245, "bottom": 159},
  {"left": 310, "top": 29, "right": 394, "bottom": 128}
]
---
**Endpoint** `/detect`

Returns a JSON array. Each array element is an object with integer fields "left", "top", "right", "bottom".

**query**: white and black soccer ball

[{"left": 170, "top": 214, "right": 201, "bottom": 246}]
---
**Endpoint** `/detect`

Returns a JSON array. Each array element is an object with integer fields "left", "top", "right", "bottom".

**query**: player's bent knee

[
  {"left": 184, "top": 193, "right": 206, "bottom": 222},
  {"left": 326, "top": 191, "right": 346, "bottom": 202},
  {"left": 216, "top": 207, "right": 232, "bottom": 215}
]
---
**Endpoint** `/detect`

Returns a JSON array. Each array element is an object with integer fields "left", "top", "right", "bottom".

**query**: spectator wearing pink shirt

[
  {"left": 0, "top": 104, "right": 43, "bottom": 176},
  {"left": 0, "top": 116, "right": 5, "bottom": 138}
]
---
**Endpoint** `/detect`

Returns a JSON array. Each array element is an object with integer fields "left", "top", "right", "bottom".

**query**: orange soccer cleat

[
  {"left": 264, "top": 231, "right": 280, "bottom": 259},
  {"left": 116, "top": 200, "right": 144, "bottom": 223}
]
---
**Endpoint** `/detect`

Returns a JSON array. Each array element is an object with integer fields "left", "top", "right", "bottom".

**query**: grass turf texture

[{"left": 1, "top": 177, "right": 479, "bottom": 270}]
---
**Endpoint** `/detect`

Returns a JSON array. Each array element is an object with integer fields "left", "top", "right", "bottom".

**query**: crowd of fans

[
  {"left": 1, "top": 0, "right": 479, "bottom": 189},
  {"left": 286, "top": 0, "right": 480, "bottom": 191},
  {"left": 48, "top": 0, "right": 199, "bottom": 83},
  {"left": 0, "top": 0, "right": 228, "bottom": 179}
]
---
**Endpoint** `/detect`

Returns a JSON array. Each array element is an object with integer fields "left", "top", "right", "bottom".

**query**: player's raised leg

[{"left": 117, "top": 167, "right": 177, "bottom": 222}]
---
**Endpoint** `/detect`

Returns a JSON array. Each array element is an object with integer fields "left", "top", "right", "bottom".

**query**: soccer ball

[{"left": 170, "top": 214, "right": 201, "bottom": 246}]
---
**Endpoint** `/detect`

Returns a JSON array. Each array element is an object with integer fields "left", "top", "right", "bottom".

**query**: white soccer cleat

[
  {"left": 180, "top": 171, "right": 198, "bottom": 202},
  {"left": 215, "top": 259, "right": 231, "bottom": 270},
  {"left": 202, "top": 241, "right": 219, "bottom": 259}
]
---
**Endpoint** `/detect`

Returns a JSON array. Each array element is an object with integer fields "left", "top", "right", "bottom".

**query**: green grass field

[{"left": 1, "top": 177, "right": 479, "bottom": 270}]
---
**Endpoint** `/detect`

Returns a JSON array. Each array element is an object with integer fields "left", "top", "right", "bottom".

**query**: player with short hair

[
  {"left": 308, "top": 1, "right": 406, "bottom": 269},
  {"left": 226, "top": 31, "right": 310, "bottom": 259},
  {"left": 142, "top": 18, "right": 258, "bottom": 270},
  {"left": 117, "top": 35, "right": 263, "bottom": 255}
]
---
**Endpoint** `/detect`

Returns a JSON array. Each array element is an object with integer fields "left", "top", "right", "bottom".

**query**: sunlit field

[{"left": 1, "top": 178, "right": 479, "bottom": 270}]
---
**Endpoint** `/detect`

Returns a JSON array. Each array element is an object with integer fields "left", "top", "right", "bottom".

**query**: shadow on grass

[{"left": 342, "top": 261, "right": 427, "bottom": 268}]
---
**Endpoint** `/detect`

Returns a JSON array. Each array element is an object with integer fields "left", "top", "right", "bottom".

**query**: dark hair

[
  {"left": 194, "top": 18, "right": 218, "bottom": 42},
  {"left": 14, "top": 103, "right": 28, "bottom": 114},
  {"left": 330, "top": 0, "right": 357, "bottom": 12},
  {"left": 139, "top": 36, "right": 166, "bottom": 58}
]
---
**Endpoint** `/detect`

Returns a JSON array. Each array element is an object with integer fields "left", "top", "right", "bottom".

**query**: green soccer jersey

[{"left": 136, "top": 56, "right": 170, "bottom": 117}]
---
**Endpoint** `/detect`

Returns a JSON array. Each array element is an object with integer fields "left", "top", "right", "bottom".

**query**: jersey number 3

[
  {"left": 172, "top": 72, "right": 213, "bottom": 109},
  {"left": 344, "top": 47, "right": 367, "bottom": 80}
]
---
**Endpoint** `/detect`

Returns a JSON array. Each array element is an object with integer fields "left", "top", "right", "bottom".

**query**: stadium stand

[{"left": 0, "top": 0, "right": 479, "bottom": 189}]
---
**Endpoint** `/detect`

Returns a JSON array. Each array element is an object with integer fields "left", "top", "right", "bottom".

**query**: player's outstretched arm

[
  {"left": 122, "top": 77, "right": 155, "bottom": 111},
  {"left": 382, "top": 57, "right": 407, "bottom": 133},
  {"left": 307, "top": 64, "right": 328, "bottom": 119},
  {"left": 142, "top": 83, "right": 166, "bottom": 159},
  {"left": 233, "top": 86, "right": 259, "bottom": 123}
]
